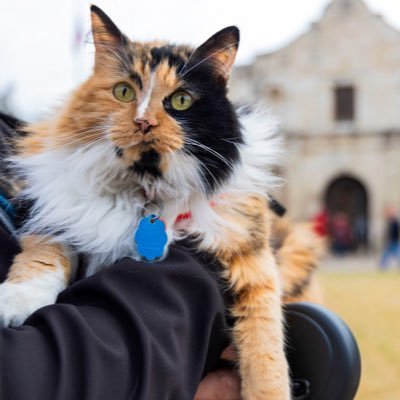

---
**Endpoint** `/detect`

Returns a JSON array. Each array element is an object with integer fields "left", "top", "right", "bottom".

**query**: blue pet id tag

[{"left": 134, "top": 214, "right": 168, "bottom": 261}]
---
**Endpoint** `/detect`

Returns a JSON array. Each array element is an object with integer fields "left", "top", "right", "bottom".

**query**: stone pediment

[{"left": 254, "top": 0, "right": 400, "bottom": 64}]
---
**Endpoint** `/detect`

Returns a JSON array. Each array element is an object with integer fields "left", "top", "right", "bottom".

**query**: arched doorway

[{"left": 324, "top": 175, "right": 369, "bottom": 253}]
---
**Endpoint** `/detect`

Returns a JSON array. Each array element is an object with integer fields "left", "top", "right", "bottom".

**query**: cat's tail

[{"left": 270, "top": 211, "right": 326, "bottom": 304}]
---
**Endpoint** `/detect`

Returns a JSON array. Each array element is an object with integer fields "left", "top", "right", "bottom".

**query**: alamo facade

[{"left": 230, "top": 0, "right": 400, "bottom": 249}]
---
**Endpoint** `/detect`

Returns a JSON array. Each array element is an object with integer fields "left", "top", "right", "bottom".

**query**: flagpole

[{"left": 72, "top": 0, "right": 85, "bottom": 84}]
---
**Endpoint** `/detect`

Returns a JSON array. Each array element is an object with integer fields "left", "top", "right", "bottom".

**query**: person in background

[
  {"left": 353, "top": 214, "right": 369, "bottom": 254},
  {"left": 379, "top": 207, "right": 400, "bottom": 270},
  {"left": 312, "top": 208, "right": 329, "bottom": 238},
  {"left": 330, "top": 212, "right": 352, "bottom": 256}
]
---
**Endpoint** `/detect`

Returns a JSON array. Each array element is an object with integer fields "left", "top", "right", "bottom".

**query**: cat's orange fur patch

[
  {"left": 204, "top": 194, "right": 290, "bottom": 399},
  {"left": 7, "top": 236, "right": 71, "bottom": 283}
]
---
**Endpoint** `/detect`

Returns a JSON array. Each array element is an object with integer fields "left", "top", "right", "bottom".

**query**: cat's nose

[{"left": 134, "top": 116, "right": 159, "bottom": 134}]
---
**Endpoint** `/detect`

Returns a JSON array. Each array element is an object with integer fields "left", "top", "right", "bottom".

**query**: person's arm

[{"left": 0, "top": 229, "right": 229, "bottom": 400}]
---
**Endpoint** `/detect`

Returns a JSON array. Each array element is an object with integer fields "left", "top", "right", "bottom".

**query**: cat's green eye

[
  {"left": 170, "top": 92, "right": 193, "bottom": 111},
  {"left": 113, "top": 82, "right": 136, "bottom": 102}
]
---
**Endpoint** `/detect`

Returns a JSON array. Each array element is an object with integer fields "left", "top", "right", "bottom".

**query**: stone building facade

[{"left": 230, "top": 0, "right": 400, "bottom": 247}]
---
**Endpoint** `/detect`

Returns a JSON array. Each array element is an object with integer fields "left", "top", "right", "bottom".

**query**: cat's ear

[
  {"left": 90, "top": 5, "right": 129, "bottom": 68},
  {"left": 188, "top": 26, "right": 239, "bottom": 83}
]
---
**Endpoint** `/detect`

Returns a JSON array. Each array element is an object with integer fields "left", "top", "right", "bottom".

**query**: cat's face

[{"left": 59, "top": 6, "right": 242, "bottom": 195}]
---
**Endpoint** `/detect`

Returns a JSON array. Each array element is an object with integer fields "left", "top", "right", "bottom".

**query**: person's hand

[{"left": 194, "top": 345, "right": 242, "bottom": 400}]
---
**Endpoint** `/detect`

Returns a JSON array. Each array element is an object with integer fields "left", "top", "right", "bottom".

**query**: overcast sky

[{"left": 1, "top": 0, "right": 400, "bottom": 119}]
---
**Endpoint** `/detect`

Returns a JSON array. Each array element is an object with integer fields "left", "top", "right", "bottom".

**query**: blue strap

[{"left": 0, "top": 193, "right": 16, "bottom": 220}]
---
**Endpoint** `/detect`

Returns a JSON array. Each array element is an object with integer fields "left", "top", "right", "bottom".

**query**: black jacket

[{"left": 0, "top": 225, "right": 229, "bottom": 400}]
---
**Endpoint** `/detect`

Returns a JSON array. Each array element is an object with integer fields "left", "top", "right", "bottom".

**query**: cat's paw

[
  {"left": 240, "top": 354, "right": 291, "bottom": 400},
  {"left": 241, "top": 386, "right": 291, "bottom": 400},
  {"left": 241, "top": 377, "right": 291, "bottom": 400},
  {"left": 0, "top": 280, "right": 60, "bottom": 327}
]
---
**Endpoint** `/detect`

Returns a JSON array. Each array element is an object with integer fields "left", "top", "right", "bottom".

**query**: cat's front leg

[
  {"left": 0, "top": 235, "right": 75, "bottom": 327},
  {"left": 229, "top": 249, "right": 291, "bottom": 400}
]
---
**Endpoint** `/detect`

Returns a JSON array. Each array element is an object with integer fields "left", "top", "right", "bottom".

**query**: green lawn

[{"left": 320, "top": 271, "right": 400, "bottom": 400}]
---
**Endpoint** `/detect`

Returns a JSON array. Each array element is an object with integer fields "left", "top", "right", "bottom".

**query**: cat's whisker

[
  {"left": 56, "top": 125, "right": 105, "bottom": 136},
  {"left": 54, "top": 132, "right": 105, "bottom": 147},
  {"left": 179, "top": 42, "right": 239, "bottom": 78},
  {"left": 184, "top": 137, "right": 235, "bottom": 171},
  {"left": 176, "top": 154, "right": 190, "bottom": 193},
  {"left": 181, "top": 148, "right": 222, "bottom": 193},
  {"left": 76, "top": 136, "right": 110, "bottom": 154},
  {"left": 60, "top": 132, "right": 111, "bottom": 157},
  {"left": 51, "top": 126, "right": 104, "bottom": 140},
  {"left": 53, "top": 132, "right": 105, "bottom": 149},
  {"left": 221, "top": 137, "right": 242, "bottom": 144},
  {"left": 62, "top": 127, "right": 111, "bottom": 155},
  {"left": 168, "top": 152, "right": 184, "bottom": 193},
  {"left": 178, "top": 49, "right": 196, "bottom": 76},
  {"left": 50, "top": 124, "right": 111, "bottom": 146},
  {"left": 164, "top": 153, "right": 181, "bottom": 211},
  {"left": 179, "top": 151, "right": 207, "bottom": 194}
]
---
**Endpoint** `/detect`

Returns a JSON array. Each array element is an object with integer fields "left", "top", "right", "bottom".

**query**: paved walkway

[{"left": 321, "top": 253, "right": 381, "bottom": 272}]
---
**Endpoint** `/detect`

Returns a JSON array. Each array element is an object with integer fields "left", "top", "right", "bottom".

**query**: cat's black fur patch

[
  {"left": 131, "top": 150, "right": 161, "bottom": 178},
  {"left": 268, "top": 198, "right": 287, "bottom": 217},
  {"left": 114, "top": 147, "right": 124, "bottom": 158},
  {"left": 150, "top": 46, "right": 186, "bottom": 71},
  {"left": 285, "top": 271, "right": 314, "bottom": 299},
  {"left": 165, "top": 63, "right": 243, "bottom": 193},
  {"left": 129, "top": 72, "right": 143, "bottom": 90}
]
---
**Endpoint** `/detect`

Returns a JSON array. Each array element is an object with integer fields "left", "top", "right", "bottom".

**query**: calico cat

[{"left": 0, "top": 6, "right": 323, "bottom": 399}]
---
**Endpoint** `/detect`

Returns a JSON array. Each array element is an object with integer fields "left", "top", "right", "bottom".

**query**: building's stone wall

[
  {"left": 229, "top": 0, "right": 400, "bottom": 247},
  {"left": 283, "top": 133, "right": 400, "bottom": 245}
]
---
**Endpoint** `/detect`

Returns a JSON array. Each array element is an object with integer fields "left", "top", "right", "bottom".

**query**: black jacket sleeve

[{"left": 0, "top": 227, "right": 229, "bottom": 400}]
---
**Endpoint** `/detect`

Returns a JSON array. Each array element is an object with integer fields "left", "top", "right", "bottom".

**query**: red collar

[
  {"left": 174, "top": 199, "right": 219, "bottom": 224},
  {"left": 175, "top": 212, "right": 192, "bottom": 224}
]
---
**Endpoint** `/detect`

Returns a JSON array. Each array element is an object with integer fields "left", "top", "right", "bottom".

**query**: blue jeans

[{"left": 380, "top": 241, "right": 400, "bottom": 269}]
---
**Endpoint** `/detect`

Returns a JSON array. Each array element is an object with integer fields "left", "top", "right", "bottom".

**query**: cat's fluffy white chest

[{"left": 13, "top": 144, "right": 160, "bottom": 270}]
